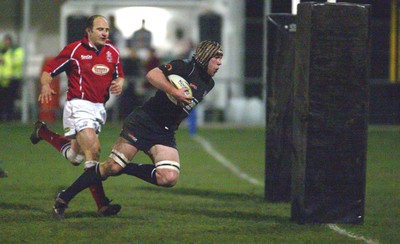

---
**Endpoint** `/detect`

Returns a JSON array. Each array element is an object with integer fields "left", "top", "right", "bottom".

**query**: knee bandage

[
  {"left": 109, "top": 149, "right": 129, "bottom": 168},
  {"left": 155, "top": 160, "right": 180, "bottom": 173}
]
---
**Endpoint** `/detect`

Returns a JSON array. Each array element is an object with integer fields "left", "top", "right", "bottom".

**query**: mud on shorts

[
  {"left": 63, "top": 99, "right": 106, "bottom": 138},
  {"left": 120, "top": 108, "right": 177, "bottom": 152}
]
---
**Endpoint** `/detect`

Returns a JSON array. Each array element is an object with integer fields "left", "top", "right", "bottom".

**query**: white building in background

[
  {"left": 6, "top": 0, "right": 264, "bottom": 125},
  {"left": 60, "top": 0, "right": 245, "bottom": 117}
]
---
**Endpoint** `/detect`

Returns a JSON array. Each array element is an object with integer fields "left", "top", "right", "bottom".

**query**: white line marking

[
  {"left": 192, "top": 135, "right": 263, "bottom": 186},
  {"left": 328, "top": 224, "right": 379, "bottom": 244},
  {"left": 193, "top": 134, "right": 379, "bottom": 244}
]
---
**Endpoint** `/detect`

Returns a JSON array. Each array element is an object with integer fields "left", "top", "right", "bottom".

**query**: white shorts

[{"left": 63, "top": 99, "right": 107, "bottom": 138}]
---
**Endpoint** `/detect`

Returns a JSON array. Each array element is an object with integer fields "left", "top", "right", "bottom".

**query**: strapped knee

[
  {"left": 109, "top": 149, "right": 129, "bottom": 168},
  {"left": 155, "top": 160, "right": 180, "bottom": 173}
]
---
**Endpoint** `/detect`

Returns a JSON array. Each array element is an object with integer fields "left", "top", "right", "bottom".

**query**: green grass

[{"left": 0, "top": 122, "right": 398, "bottom": 243}]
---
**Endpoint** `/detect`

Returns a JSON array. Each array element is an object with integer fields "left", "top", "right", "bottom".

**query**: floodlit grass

[{"left": 0, "top": 122, "right": 398, "bottom": 243}]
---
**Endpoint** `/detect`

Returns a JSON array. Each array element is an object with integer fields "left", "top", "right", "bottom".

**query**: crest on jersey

[{"left": 92, "top": 64, "right": 109, "bottom": 76}]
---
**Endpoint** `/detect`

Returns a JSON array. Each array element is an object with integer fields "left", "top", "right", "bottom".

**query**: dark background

[{"left": 244, "top": 0, "right": 392, "bottom": 97}]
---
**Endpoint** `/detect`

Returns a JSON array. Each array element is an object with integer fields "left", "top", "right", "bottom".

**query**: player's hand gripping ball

[{"left": 167, "top": 74, "right": 192, "bottom": 105}]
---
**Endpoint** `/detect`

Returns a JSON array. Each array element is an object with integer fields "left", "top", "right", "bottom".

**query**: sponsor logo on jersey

[
  {"left": 81, "top": 55, "right": 93, "bottom": 60},
  {"left": 92, "top": 64, "right": 110, "bottom": 76}
]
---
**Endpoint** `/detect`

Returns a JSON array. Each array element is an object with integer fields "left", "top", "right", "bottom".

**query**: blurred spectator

[
  {"left": 123, "top": 49, "right": 141, "bottom": 78},
  {"left": 142, "top": 47, "right": 160, "bottom": 101},
  {"left": 0, "top": 34, "right": 25, "bottom": 121},
  {"left": 127, "top": 19, "right": 152, "bottom": 50},
  {"left": 145, "top": 47, "right": 160, "bottom": 73},
  {"left": 127, "top": 19, "right": 153, "bottom": 63},
  {"left": 172, "top": 28, "right": 194, "bottom": 59},
  {"left": 108, "top": 15, "right": 126, "bottom": 56},
  {"left": 119, "top": 49, "right": 142, "bottom": 119}
]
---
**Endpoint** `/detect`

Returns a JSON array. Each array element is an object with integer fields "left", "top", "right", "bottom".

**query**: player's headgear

[{"left": 193, "top": 40, "right": 223, "bottom": 70}]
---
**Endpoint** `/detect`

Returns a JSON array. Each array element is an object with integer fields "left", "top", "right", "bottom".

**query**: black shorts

[{"left": 120, "top": 108, "right": 177, "bottom": 152}]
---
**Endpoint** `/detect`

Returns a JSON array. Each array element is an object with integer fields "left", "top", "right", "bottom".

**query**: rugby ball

[{"left": 166, "top": 74, "right": 192, "bottom": 105}]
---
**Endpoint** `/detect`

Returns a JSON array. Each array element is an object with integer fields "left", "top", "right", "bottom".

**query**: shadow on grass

[
  {"left": 0, "top": 202, "right": 45, "bottom": 212},
  {"left": 64, "top": 211, "right": 103, "bottom": 218},
  {"left": 137, "top": 186, "right": 265, "bottom": 202},
  {"left": 158, "top": 205, "right": 289, "bottom": 224},
  {"left": 133, "top": 186, "right": 290, "bottom": 224},
  {"left": 0, "top": 201, "right": 101, "bottom": 220}
]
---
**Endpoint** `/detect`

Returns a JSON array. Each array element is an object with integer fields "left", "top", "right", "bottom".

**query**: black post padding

[
  {"left": 265, "top": 14, "right": 296, "bottom": 202},
  {"left": 199, "top": 12, "right": 222, "bottom": 43},
  {"left": 67, "top": 15, "right": 88, "bottom": 44},
  {"left": 291, "top": 2, "right": 370, "bottom": 224}
]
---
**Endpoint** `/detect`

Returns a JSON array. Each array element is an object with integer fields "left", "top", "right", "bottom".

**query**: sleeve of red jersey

[
  {"left": 43, "top": 45, "right": 72, "bottom": 77},
  {"left": 116, "top": 57, "right": 125, "bottom": 78}
]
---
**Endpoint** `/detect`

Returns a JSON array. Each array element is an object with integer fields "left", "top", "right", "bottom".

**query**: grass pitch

[{"left": 0, "top": 122, "right": 398, "bottom": 243}]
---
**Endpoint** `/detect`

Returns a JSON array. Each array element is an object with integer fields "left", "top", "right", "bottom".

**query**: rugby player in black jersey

[{"left": 52, "top": 40, "right": 223, "bottom": 219}]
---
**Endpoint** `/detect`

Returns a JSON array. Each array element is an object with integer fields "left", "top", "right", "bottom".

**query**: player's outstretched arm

[{"left": 38, "top": 71, "right": 56, "bottom": 104}]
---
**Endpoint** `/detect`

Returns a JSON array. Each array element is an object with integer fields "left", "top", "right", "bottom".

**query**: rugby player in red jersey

[{"left": 30, "top": 15, "right": 124, "bottom": 217}]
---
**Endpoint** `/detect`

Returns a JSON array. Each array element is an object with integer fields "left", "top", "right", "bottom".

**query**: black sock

[
  {"left": 121, "top": 163, "right": 158, "bottom": 185},
  {"left": 59, "top": 165, "right": 103, "bottom": 203}
]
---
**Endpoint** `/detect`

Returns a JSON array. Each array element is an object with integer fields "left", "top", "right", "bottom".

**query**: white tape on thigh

[
  {"left": 109, "top": 149, "right": 128, "bottom": 168},
  {"left": 155, "top": 160, "right": 180, "bottom": 173}
]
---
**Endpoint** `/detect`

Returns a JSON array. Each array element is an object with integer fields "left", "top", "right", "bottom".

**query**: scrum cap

[{"left": 193, "top": 40, "right": 223, "bottom": 69}]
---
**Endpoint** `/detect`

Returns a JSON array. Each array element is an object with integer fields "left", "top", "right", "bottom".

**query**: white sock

[{"left": 62, "top": 144, "right": 85, "bottom": 165}]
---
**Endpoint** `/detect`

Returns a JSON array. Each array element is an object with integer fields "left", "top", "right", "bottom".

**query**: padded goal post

[
  {"left": 265, "top": 14, "right": 297, "bottom": 202},
  {"left": 291, "top": 2, "right": 371, "bottom": 224}
]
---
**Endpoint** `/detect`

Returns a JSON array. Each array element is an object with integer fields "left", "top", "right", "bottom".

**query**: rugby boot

[
  {"left": 53, "top": 193, "right": 68, "bottom": 220},
  {"left": 98, "top": 197, "right": 121, "bottom": 216},
  {"left": 30, "top": 121, "right": 47, "bottom": 144}
]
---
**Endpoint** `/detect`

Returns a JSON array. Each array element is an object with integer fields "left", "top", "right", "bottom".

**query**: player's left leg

[
  {"left": 53, "top": 162, "right": 104, "bottom": 219},
  {"left": 121, "top": 144, "right": 180, "bottom": 187},
  {"left": 29, "top": 121, "right": 85, "bottom": 166}
]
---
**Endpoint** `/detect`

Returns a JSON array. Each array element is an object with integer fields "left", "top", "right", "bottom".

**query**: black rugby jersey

[{"left": 142, "top": 59, "right": 214, "bottom": 131}]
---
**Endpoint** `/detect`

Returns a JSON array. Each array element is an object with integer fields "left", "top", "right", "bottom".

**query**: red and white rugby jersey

[{"left": 44, "top": 36, "right": 125, "bottom": 103}]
